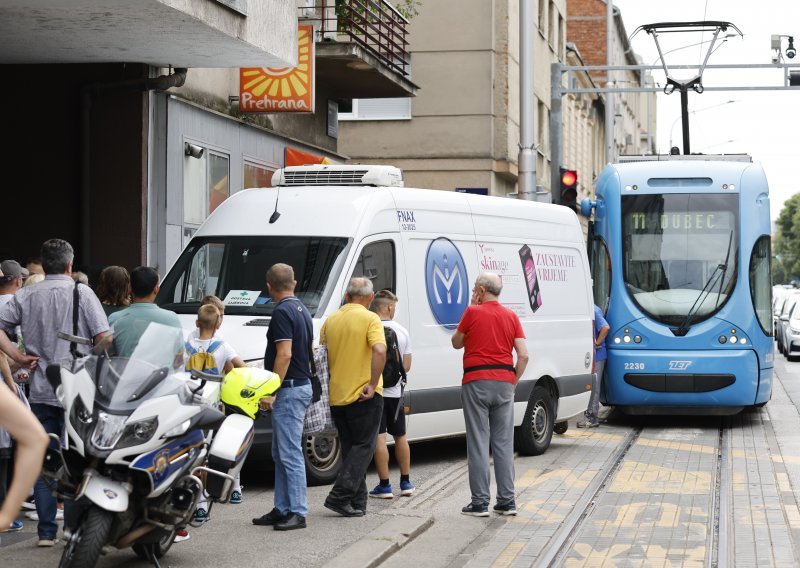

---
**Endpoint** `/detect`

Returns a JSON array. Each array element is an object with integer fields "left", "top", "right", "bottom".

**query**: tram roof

[{"left": 617, "top": 154, "right": 752, "bottom": 163}]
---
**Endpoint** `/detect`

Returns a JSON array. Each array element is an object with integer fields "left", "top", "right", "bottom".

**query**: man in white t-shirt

[{"left": 368, "top": 290, "right": 414, "bottom": 499}]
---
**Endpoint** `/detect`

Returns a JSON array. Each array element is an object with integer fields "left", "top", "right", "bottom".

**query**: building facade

[
  {"left": 1, "top": 0, "right": 415, "bottom": 277},
  {"left": 339, "top": 0, "right": 570, "bottom": 198}
]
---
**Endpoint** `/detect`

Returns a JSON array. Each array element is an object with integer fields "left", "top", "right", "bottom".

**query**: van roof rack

[
  {"left": 272, "top": 165, "right": 404, "bottom": 187},
  {"left": 618, "top": 154, "right": 752, "bottom": 163}
]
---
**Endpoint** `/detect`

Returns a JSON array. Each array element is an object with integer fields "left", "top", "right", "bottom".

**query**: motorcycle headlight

[
  {"left": 91, "top": 412, "right": 128, "bottom": 451},
  {"left": 69, "top": 396, "right": 94, "bottom": 438},
  {"left": 117, "top": 417, "right": 159, "bottom": 450}
]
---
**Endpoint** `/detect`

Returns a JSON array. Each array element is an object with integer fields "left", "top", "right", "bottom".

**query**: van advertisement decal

[
  {"left": 425, "top": 238, "right": 468, "bottom": 330},
  {"left": 519, "top": 245, "right": 543, "bottom": 313},
  {"left": 397, "top": 210, "right": 417, "bottom": 231}
]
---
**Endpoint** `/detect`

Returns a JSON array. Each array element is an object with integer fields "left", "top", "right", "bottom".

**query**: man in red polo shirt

[{"left": 451, "top": 272, "right": 529, "bottom": 517}]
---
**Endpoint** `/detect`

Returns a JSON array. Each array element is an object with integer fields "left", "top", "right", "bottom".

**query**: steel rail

[{"left": 538, "top": 426, "right": 643, "bottom": 568}]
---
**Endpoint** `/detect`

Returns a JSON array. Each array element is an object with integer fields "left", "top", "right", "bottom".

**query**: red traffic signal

[
  {"left": 559, "top": 167, "right": 578, "bottom": 209},
  {"left": 560, "top": 168, "right": 578, "bottom": 188}
]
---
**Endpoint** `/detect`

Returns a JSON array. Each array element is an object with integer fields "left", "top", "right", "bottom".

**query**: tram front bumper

[{"left": 603, "top": 348, "right": 761, "bottom": 409}]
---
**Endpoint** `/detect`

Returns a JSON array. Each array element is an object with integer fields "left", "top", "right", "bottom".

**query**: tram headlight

[
  {"left": 623, "top": 335, "right": 631, "bottom": 343},
  {"left": 729, "top": 336, "right": 738, "bottom": 344},
  {"left": 740, "top": 337, "right": 747, "bottom": 344},
  {"left": 614, "top": 337, "right": 621, "bottom": 344},
  {"left": 719, "top": 335, "right": 727, "bottom": 344},
  {"left": 633, "top": 335, "right": 642, "bottom": 344}
]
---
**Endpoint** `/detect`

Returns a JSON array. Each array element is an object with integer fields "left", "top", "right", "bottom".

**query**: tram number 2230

[{"left": 624, "top": 362, "right": 645, "bottom": 370}]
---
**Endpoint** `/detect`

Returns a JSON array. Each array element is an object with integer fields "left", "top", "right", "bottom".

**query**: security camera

[
  {"left": 787, "top": 37, "right": 796, "bottom": 59},
  {"left": 184, "top": 142, "right": 205, "bottom": 159}
]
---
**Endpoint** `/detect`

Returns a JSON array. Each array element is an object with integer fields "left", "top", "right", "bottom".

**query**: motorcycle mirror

[{"left": 57, "top": 331, "right": 92, "bottom": 345}]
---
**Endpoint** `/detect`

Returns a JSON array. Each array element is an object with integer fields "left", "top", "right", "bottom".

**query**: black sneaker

[
  {"left": 461, "top": 503, "right": 489, "bottom": 517},
  {"left": 493, "top": 501, "right": 518, "bottom": 516}
]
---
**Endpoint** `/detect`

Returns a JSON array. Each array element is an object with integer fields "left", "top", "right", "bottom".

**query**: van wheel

[
  {"left": 553, "top": 421, "right": 568, "bottom": 435},
  {"left": 305, "top": 434, "right": 342, "bottom": 486},
  {"left": 515, "top": 384, "right": 555, "bottom": 456}
]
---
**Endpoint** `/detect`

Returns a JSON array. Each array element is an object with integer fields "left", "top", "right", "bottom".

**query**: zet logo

[
  {"left": 425, "top": 237, "right": 468, "bottom": 330},
  {"left": 668, "top": 360, "right": 693, "bottom": 371}
]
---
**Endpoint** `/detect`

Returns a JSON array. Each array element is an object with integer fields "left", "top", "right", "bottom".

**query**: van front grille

[{"left": 281, "top": 170, "right": 370, "bottom": 186}]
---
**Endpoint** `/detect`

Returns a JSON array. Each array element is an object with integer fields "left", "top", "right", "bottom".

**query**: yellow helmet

[{"left": 220, "top": 367, "right": 281, "bottom": 419}]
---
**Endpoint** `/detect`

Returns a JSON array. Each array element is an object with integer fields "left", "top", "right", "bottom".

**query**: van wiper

[{"left": 673, "top": 263, "right": 726, "bottom": 336}]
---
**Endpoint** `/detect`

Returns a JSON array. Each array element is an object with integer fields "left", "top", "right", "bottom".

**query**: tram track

[
  {"left": 539, "top": 426, "right": 643, "bottom": 567},
  {"left": 538, "top": 419, "right": 733, "bottom": 568}
]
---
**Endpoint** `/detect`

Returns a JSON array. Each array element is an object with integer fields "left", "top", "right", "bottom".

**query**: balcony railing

[{"left": 299, "top": 0, "right": 411, "bottom": 77}]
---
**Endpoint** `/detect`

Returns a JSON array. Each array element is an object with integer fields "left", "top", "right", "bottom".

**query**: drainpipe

[
  {"left": 80, "top": 68, "right": 187, "bottom": 268},
  {"left": 518, "top": 0, "right": 536, "bottom": 200}
]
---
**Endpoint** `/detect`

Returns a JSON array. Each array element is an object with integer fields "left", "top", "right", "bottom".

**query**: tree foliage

[{"left": 773, "top": 193, "right": 800, "bottom": 284}]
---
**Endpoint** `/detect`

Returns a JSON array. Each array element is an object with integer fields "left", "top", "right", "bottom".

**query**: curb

[{"left": 323, "top": 511, "right": 434, "bottom": 568}]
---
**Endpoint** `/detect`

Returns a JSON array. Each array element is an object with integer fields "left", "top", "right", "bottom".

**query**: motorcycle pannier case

[{"left": 205, "top": 414, "right": 254, "bottom": 501}]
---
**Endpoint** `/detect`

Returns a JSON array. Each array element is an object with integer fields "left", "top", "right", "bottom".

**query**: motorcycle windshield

[{"left": 91, "top": 322, "right": 187, "bottom": 412}]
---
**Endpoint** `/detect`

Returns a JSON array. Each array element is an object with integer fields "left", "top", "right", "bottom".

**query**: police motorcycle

[{"left": 43, "top": 322, "right": 278, "bottom": 568}]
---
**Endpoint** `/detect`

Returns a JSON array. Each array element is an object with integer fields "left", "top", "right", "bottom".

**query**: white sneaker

[{"left": 26, "top": 509, "right": 64, "bottom": 521}]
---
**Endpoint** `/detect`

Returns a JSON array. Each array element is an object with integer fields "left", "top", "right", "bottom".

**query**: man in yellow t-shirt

[{"left": 321, "top": 277, "right": 387, "bottom": 517}]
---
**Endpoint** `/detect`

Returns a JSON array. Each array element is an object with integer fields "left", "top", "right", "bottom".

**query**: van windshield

[{"left": 156, "top": 236, "right": 350, "bottom": 317}]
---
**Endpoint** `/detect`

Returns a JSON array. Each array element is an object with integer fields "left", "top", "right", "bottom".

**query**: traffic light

[{"left": 559, "top": 167, "right": 578, "bottom": 210}]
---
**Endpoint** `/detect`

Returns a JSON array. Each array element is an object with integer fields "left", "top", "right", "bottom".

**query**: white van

[{"left": 156, "top": 165, "right": 594, "bottom": 483}]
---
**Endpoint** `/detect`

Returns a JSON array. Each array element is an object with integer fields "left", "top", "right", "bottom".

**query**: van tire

[
  {"left": 515, "top": 384, "right": 555, "bottom": 456},
  {"left": 553, "top": 421, "right": 568, "bottom": 435},
  {"left": 305, "top": 434, "right": 342, "bottom": 486}
]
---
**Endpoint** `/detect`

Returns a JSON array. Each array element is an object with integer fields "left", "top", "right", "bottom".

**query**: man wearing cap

[{"left": 0, "top": 261, "right": 27, "bottom": 303}]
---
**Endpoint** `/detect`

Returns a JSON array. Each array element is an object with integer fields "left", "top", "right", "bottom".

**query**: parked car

[{"left": 777, "top": 293, "right": 800, "bottom": 357}]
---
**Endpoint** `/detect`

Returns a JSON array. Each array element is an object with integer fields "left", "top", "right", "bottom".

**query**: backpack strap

[
  {"left": 207, "top": 340, "right": 222, "bottom": 353},
  {"left": 184, "top": 341, "right": 197, "bottom": 355}
]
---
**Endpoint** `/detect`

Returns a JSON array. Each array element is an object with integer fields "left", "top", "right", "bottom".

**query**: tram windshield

[{"left": 622, "top": 193, "right": 739, "bottom": 327}]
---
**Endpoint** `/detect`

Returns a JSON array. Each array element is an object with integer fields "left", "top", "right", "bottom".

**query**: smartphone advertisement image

[{"left": 519, "top": 244, "right": 542, "bottom": 313}]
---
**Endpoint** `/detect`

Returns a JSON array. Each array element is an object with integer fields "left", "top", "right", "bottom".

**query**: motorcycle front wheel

[
  {"left": 59, "top": 507, "right": 114, "bottom": 568},
  {"left": 132, "top": 528, "right": 177, "bottom": 560}
]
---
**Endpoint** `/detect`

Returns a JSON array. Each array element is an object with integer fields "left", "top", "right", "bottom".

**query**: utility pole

[
  {"left": 605, "top": 0, "right": 614, "bottom": 164},
  {"left": 518, "top": 0, "right": 535, "bottom": 199}
]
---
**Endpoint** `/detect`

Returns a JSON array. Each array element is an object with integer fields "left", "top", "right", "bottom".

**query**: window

[
  {"left": 338, "top": 98, "right": 411, "bottom": 121},
  {"left": 591, "top": 238, "right": 612, "bottom": 313},
  {"left": 749, "top": 236, "right": 772, "bottom": 335},
  {"left": 621, "top": 193, "right": 739, "bottom": 326},
  {"left": 157, "top": 236, "right": 350, "bottom": 317},
  {"left": 538, "top": 0, "right": 547, "bottom": 36},
  {"left": 351, "top": 241, "right": 395, "bottom": 293},
  {"left": 244, "top": 161, "right": 276, "bottom": 189},
  {"left": 183, "top": 145, "right": 230, "bottom": 226}
]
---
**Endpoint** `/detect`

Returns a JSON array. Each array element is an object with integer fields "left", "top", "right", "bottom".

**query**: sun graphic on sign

[{"left": 241, "top": 27, "right": 312, "bottom": 98}]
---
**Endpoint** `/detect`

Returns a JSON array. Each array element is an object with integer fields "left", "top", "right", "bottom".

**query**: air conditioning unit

[{"left": 272, "top": 165, "right": 405, "bottom": 187}]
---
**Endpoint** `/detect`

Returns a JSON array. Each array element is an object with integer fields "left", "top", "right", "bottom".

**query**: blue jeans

[
  {"left": 30, "top": 403, "right": 64, "bottom": 539},
  {"left": 585, "top": 359, "right": 606, "bottom": 423},
  {"left": 271, "top": 383, "right": 313, "bottom": 517}
]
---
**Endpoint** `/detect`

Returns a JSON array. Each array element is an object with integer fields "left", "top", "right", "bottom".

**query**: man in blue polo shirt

[{"left": 252, "top": 263, "right": 313, "bottom": 532}]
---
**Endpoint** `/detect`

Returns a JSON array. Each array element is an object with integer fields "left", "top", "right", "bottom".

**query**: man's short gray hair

[
  {"left": 41, "top": 239, "right": 74, "bottom": 275},
  {"left": 266, "top": 263, "right": 295, "bottom": 292},
  {"left": 476, "top": 272, "right": 502, "bottom": 296},
  {"left": 347, "top": 277, "right": 374, "bottom": 298}
]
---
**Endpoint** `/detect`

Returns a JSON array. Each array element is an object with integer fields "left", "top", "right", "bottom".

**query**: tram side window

[
  {"left": 591, "top": 238, "right": 611, "bottom": 312},
  {"left": 749, "top": 236, "right": 772, "bottom": 336},
  {"left": 351, "top": 240, "right": 396, "bottom": 294}
]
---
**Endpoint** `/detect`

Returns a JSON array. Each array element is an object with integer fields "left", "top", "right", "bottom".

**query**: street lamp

[{"left": 668, "top": 100, "right": 737, "bottom": 150}]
